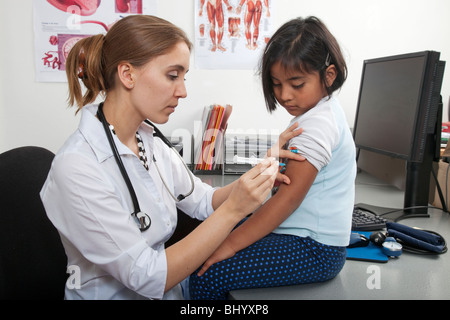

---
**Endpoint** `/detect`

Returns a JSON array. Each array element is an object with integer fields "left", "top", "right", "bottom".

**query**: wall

[{"left": 1, "top": 0, "right": 450, "bottom": 159}]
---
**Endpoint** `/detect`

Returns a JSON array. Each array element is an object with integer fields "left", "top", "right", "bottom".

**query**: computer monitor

[{"left": 353, "top": 51, "right": 446, "bottom": 221}]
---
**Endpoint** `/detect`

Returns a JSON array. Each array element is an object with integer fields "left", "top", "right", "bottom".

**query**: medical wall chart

[
  {"left": 195, "top": 0, "right": 275, "bottom": 70},
  {"left": 33, "top": 0, "right": 157, "bottom": 82}
]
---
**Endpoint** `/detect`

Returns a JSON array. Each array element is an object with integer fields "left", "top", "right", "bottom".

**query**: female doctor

[{"left": 40, "top": 15, "right": 301, "bottom": 300}]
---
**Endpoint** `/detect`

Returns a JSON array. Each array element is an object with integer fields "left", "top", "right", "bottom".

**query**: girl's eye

[{"left": 293, "top": 83, "right": 305, "bottom": 89}]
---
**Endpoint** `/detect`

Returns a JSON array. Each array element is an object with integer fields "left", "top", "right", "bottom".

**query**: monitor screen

[
  {"left": 353, "top": 51, "right": 446, "bottom": 220},
  {"left": 354, "top": 54, "right": 427, "bottom": 160}
]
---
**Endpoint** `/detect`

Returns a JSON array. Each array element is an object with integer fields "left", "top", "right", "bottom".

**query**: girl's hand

[
  {"left": 197, "top": 241, "right": 236, "bottom": 276},
  {"left": 266, "top": 123, "right": 305, "bottom": 184}
]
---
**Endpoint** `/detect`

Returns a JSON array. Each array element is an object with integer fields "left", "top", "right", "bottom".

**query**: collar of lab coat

[{"left": 78, "top": 104, "right": 155, "bottom": 164}]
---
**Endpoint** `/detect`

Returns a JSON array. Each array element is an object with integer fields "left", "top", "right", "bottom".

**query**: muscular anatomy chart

[{"left": 195, "top": 0, "right": 274, "bottom": 69}]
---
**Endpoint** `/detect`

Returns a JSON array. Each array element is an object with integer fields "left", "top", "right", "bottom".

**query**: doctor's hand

[
  {"left": 223, "top": 157, "right": 278, "bottom": 219},
  {"left": 266, "top": 122, "right": 305, "bottom": 185}
]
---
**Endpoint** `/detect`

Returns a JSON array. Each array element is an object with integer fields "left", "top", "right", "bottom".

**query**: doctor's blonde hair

[{"left": 66, "top": 15, "right": 193, "bottom": 113}]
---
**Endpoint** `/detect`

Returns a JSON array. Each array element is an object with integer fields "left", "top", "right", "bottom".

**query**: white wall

[{"left": 1, "top": 0, "right": 450, "bottom": 157}]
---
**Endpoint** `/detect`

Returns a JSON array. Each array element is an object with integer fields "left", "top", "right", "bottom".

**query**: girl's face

[
  {"left": 131, "top": 41, "right": 190, "bottom": 124},
  {"left": 270, "top": 60, "right": 328, "bottom": 117}
]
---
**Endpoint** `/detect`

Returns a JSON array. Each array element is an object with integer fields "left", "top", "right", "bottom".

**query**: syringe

[{"left": 232, "top": 155, "right": 285, "bottom": 167}]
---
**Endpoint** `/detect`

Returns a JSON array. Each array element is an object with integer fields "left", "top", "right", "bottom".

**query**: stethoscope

[{"left": 97, "top": 102, "right": 195, "bottom": 232}]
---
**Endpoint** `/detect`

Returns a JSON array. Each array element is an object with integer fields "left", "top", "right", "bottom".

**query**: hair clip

[
  {"left": 264, "top": 41, "right": 273, "bottom": 55},
  {"left": 325, "top": 53, "right": 331, "bottom": 67}
]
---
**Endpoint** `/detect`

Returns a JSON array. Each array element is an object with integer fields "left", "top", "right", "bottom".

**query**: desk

[{"left": 198, "top": 172, "right": 450, "bottom": 300}]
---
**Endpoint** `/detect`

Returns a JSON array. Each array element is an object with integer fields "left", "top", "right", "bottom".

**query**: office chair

[{"left": 0, "top": 146, "right": 67, "bottom": 299}]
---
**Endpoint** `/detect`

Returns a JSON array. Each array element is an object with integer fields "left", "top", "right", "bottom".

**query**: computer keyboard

[{"left": 352, "top": 206, "right": 387, "bottom": 231}]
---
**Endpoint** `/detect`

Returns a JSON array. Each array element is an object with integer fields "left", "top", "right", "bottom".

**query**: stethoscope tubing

[
  {"left": 97, "top": 103, "right": 142, "bottom": 216},
  {"left": 146, "top": 119, "right": 195, "bottom": 202},
  {"left": 97, "top": 102, "right": 195, "bottom": 231}
]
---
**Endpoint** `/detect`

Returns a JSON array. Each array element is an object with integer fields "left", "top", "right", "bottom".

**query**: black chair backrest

[{"left": 0, "top": 146, "right": 67, "bottom": 299}]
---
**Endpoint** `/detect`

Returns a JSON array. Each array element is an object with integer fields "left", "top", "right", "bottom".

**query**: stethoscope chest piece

[{"left": 132, "top": 211, "right": 151, "bottom": 231}]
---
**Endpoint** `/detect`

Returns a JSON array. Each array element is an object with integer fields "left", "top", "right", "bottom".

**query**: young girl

[{"left": 189, "top": 16, "right": 357, "bottom": 299}]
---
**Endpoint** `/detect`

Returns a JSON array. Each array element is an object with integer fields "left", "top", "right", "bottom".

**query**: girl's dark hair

[
  {"left": 66, "top": 15, "right": 193, "bottom": 113},
  {"left": 260, "top": 16, "right": 347, "bottom": 113}
]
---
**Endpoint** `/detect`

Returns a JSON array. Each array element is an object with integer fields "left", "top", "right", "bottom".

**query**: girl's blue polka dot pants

[{"left": 188, "top": 233, "right": 347, "bottom": 300}]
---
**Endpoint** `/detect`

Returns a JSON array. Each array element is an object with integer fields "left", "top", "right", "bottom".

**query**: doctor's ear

[
  {"left": 117, "top": 62, "right": 135, "bottom": 89},
  {"left": 324, "top": 64, "right": 337, "bottom": 88}
]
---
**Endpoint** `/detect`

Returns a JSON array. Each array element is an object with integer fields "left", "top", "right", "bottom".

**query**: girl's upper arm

[
  {"left": 226, "top": 159, "right": 318, "bottom": 251},
  {"left": 275, "top": 159, "right": 318, "bottom": 213}
]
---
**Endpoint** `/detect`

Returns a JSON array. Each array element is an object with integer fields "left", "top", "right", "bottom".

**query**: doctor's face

[{"left": 131, "top": 41, "right": 190, "bottom": 124}]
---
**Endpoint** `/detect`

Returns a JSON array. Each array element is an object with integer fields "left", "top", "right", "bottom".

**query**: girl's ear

[
  {"left": 117, "top": 62, "right": 135, "bottom": 89},
  {"left": 325, "top": 64, "right": 337, "bottom": 88}
]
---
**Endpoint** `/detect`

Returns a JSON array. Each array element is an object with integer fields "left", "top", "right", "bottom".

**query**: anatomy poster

[
  {"left": 33, "top": 0, "right": 157, "bottom": 82},
  {"left": 195, "top": 0, "right": 275, "bottom": 70}
]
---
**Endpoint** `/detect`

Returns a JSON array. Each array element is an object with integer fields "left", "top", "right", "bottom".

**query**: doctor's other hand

[{"left": 224, "top": 157, "right": 278, "bottom": 218}]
